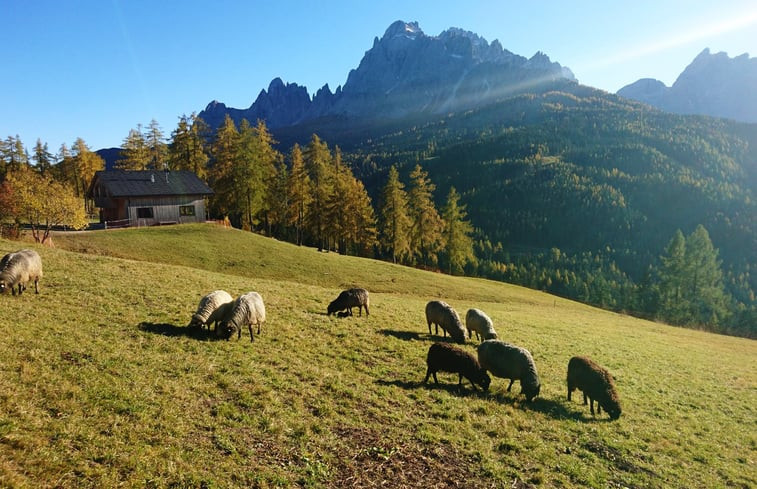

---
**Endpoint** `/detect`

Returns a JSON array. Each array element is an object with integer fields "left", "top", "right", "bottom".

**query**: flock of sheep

[
  {"left": 421, "top": 298, "right": 622, "bottom": 420},
  {"left": 189, "top": 284, "right": 621, "bottom": 420},
  {"left": 1, "top": 247, "right": 621, "bottom": 420}
]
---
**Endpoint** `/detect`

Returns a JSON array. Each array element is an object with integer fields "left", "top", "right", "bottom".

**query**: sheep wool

[
  {"left": 465, "top": 308, "right": 498, "bottom": 341},
  {"left": 0, "top": 249, "right": 43, "bottom": 296},
  {"left": 189, "top": 290, "right": 234, "bottom": 330},
  {"left": 567, "top": 356, "right": 622, "bottom": 420},
  {"left": 219, "top": 292, "right": 266, "bottom": 342},
  {"left": 327, "top": 288, "right": 370, "bottom": 317},
  {"left": 425, "top": 300, "right": 467, "bottom": 344},
  {"left": 424, "top": 342, "right": 490, "bottom": 391},
  {"left": 477, "top": 340, "right": 541, "bottom": 401}
]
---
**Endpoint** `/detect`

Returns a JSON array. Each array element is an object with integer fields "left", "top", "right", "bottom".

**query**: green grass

[{"left": 1, "top": 223, "right": 755, "bottom": 488}]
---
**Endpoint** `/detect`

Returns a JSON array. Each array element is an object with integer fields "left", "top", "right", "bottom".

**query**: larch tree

[
  {"left": 71, "top": 138, "right": 105, "bottom": 211},
  {"left": 117, "top": 125, "right": 150, "bottom": 170},
  {"left": 657, "top": 229, "right": 689, "bottom": 324},
  {"left": 407, "top": 163, "right": 445, "bottom": 267},
  {"left": 145, "top": 119, "right": 168, "bottom": 169},
  {"left": 32, "top": 139, "right": 55, "bottom": 175},
  {"left": 208, "top": 115, "right": 239, "bottom": 220},
  {"left": 286, "top": 144, "right": 311, "bottom": 246},
  {"left": 379, "top": 165, "right": 412, "bottom": 264},
  {"left": 303, "top": 134, "right": 334, "bottom": 251},
  {"left": 168, "top": 113, "right": 209, "bottom": 177},
  {"left": 441, "top": 186, "right": 476, "bottom": 275},
  {"left": 232, "top": 119, "right": 279, "bottom": 231}
]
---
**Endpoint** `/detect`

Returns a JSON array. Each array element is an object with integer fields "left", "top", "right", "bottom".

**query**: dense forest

[{"left": 2, "top": 82, "right": 755, "bottom": 337}]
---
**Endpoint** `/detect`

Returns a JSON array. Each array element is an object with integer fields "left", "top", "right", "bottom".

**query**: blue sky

[{"left": 2, "top": 0, "right": 756, "bottom": 152}]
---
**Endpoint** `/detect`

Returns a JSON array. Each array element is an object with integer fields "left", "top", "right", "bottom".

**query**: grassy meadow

[{"left": 0, "top": 223, "right": 754, "bottom": 488}]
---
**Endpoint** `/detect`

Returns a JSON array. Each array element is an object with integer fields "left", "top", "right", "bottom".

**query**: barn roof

[{"left": 88, "top": 170, "right": 213, "bottom": 198}]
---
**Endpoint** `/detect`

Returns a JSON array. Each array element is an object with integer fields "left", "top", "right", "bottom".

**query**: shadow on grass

[
  {"left": 377, "top": 329, "right": 461, "bottom": 343},
  {"left": 376, "top": 378, "right": 496, "bottom": 399},
  {"left": 378, "top": 377, "right": 595, "bottom": 420},
  {"left": 138, "top": 322, "right": 216, "bottom": 340}
]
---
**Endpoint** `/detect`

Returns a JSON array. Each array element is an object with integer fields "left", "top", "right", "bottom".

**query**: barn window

[
  {"left": 179, "top": 205, "right": 196, "bottom": 216},
  {"left": 137, "top": 207, "right": 154, "bottom": 219}
]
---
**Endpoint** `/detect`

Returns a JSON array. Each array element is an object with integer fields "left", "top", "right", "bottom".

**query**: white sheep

[
  {"left": 465, "top": 308, "right": 498, "bottom": 341},
  {"left": 425, "top": 300, "right": 467, "bottom": 344},
  {"left": 189, "top": 290, "right": 234, "bottom": 331},
  {"left": 477, "top": 340, "right": 541, "bottom": 401},
  {"left": 218, "top": 292, "right": 266, "bottom": 342},
  {"left": 0, "top": 249, "right": 43, "bottom": 296}
]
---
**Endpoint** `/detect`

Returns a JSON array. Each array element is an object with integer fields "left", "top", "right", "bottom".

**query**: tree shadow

[{"left": 138, "top": 322, "right": 216, "bottom": 340}]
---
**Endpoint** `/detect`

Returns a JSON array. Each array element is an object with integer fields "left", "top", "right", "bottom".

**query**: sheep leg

[
  {"left": 34, "top": 279, "right": 39, "bottom": 294},
  {"left": 567, "top": 386, "right": 573, "bottom": 401},
  {"left": 257, "top": 322, "right": 262, "bottom": 335},
  {"left": 248, "top": 324, "right": 254, "bottom": 342},
  {"left": 427, "top": 321, "right": 433, "bottom": 335},
  {"left": 582, "top": 392, "right": 588, "bottom": 405},
  {"left": 357, "top": 306, "right": 362, "bottom": 317},
  {"left": 365, "top": 304, "right": 369, "bottom": 316},
  {"left": 506, "top": 379, "right": 514, "bottom": 392},
  {"left": 589, "top": 398, "right": 596, "bottom": 416}
]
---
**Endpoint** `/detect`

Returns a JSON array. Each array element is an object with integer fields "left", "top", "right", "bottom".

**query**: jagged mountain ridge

[
  {"left": 618, "top": 48, "right": 757, "bottom": 123},
  {"left": 199, "top": 20, "right": 575, "bottom": 131}
]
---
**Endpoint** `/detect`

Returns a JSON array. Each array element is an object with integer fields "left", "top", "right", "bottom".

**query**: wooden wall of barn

[{"left": 126, "top": 196, "right": 207, "bottom": 226}]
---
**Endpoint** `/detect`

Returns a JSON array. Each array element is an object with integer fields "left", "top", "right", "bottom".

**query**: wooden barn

[{"left": 87, "top": 170, "right": 214, "bottom": 227}]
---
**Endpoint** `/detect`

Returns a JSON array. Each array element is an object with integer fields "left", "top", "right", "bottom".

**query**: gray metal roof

[{"left": 89, "top": 170, "right": 213, "bottom": 198}]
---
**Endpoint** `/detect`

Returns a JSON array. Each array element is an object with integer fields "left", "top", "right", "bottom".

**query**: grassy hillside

[{"left": 1, "top": 224, "right": 754, "bottom": 488}]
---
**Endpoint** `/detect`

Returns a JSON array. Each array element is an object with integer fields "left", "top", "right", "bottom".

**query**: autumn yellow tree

[{"left": 5, "top": 166, "right": 88, "bottom": 243}]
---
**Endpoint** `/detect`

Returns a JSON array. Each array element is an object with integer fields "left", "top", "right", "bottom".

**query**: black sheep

[{"left": 424, "top": 342, "right": 491, "bottom": 391}]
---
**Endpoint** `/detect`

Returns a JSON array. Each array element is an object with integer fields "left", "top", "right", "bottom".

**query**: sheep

[
  {"left": 327, "top": 288, "right": 370, "bottom": 317},
  {"left": 218, "top": 292, "right": 266, "bottom": 342},
  {"left": 189, "top": 290, "right": 234, "bottom": 331},
  {"left": 425, "top": 300, "right": 467, "bottom": 344},
  {"left": 567, "top": 356, "right": 622, "bottom": 420},
  {"left": 477, "top": 340, "right": 541, "bottom": 401},
  {"left": 423, "top": 342, "right": 491, "bottom": 392},
  {"left": 465, "top": 308, "right": 498, "bottom": 341},
  {"left": 0, "top": 249, "right": 43, "bottom": 296}
]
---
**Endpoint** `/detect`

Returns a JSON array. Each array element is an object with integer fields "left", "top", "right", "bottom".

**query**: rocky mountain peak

[{"left": 618, "top": 49, "right": 757, "bottom": 123}]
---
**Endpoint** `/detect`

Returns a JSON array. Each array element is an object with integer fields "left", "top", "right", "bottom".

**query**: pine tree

[
  {"left": 407, "top": 164, "right": 444, "bottom": 267},
  {"left": 379, "top": 166, "right": 412, "bottom": 263},
  {"left": 657, "top": 226, "right": 729, "bottom": 326},
  {"left": 684, "top": 225, "right": 729, "bottom": 325},
  {"left": 441, "top": 186, "right": 475, "bottom": 275}
]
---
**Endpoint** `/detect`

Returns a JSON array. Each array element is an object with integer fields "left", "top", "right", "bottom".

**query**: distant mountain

[
  {"left": 618, "top": 49, "right": 757, "bottom": 122},
  {"left": 96, "top": 147, "right": 121, "bottom": 170},
  {"left": 199, "top": 20, "right": 575, "bottom": 131}
]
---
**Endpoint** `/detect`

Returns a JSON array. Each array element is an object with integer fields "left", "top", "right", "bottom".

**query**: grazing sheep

[
  {"left": 424, "top": 342, "right": 490, "bottom": 391},
  {"left": 189, "top": 290, "right": 234, "bottom": 331},
  {"left": 327, "top": 288, "right": 370, "bottom": 316},
  {"left": 425, "top": 300, "right": 467, "bottom": 344},
  {"left": 465, "top": 308, "right": 498, "bottom": 341},
  {"left": 0, "top": 249, "right": 43, "bottom": 296},
  {"left": 218, "top": 292, "right": 266, "bottom": 342},
  {"left": 567, "top": 356, "right": 622, "bottom": 420},
  {"left": 477, "top": 340, "right": 541, "bottom": 401}
]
